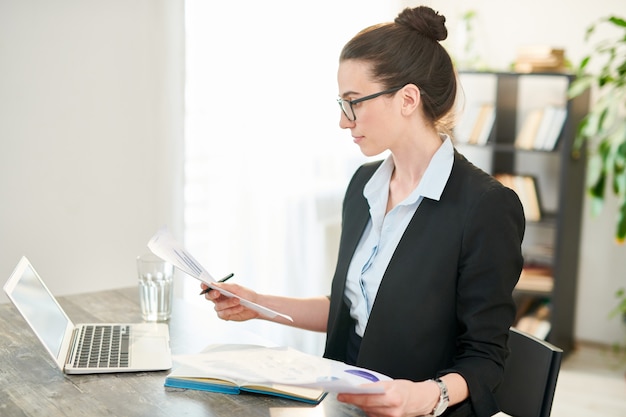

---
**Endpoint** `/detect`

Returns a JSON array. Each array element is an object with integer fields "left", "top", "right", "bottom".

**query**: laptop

[{"left": 3, "top": 256, "right": 172, "bottom": 374}]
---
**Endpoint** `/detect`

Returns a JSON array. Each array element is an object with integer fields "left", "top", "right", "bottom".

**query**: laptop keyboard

[{"left": 73, "top": 325, "right": 130, "bottom": 368}]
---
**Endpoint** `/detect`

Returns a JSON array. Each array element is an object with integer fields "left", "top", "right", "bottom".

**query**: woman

[{"left": 203, "top": 6, "right": 525, "bottom": 417}]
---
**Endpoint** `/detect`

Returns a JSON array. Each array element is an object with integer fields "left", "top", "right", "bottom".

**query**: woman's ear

[{"left": 400, "top": 84, "right": 421, "bottom": 116}]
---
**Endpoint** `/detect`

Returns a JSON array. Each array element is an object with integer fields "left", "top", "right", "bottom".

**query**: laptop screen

[{"left": 9, "top": 263, "right": 70, "bottom": 357}]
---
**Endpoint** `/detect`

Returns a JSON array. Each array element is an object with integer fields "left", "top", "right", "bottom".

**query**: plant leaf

[
  {"left": 590, "top": 194, "right": 605, "bottom": 216},
  {"left": 614, "top": 138, "right": 626, "bottom": 196},
  {"left": 578, "top": 56, "right": 591, "bottom": 74},
  {"left": 568, "top": 76, "right": 592, "bottom": 98},
  {"left": 587, "top": 152, "right": 604, "bottom": 188},
  {"left": 608, "top": 16, "right": 626, "bottom": 28},
  {"left": 617, "top": 197, "right": 626, "bottom": 243},
  {"left": 573, "top": 116, "right": 589, "bottom": 153}
]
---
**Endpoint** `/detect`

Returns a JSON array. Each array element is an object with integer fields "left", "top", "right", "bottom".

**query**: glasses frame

[{"left": 337, "top": 86, "right": 404, "bottom": 122}]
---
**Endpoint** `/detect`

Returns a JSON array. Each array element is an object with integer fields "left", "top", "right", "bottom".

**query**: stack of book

[{"left": 514, "top": 46, "right": 566, "bottom": 73}]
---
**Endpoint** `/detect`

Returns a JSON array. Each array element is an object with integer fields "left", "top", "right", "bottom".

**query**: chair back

[{"left": 495, "top": 327, "right": 563, "bottom": 417}]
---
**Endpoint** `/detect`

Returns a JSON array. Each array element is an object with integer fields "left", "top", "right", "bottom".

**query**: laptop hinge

[{"left": 65, "top": 327, "right": 80, "bottom": 367}]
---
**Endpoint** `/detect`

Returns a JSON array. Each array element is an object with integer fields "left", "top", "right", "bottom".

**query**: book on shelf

[
  {"left": 164, "top": 344, "right": 392, "bottom": 404},
  {"left": 453, "top": 105, "right": 478, "bottom": 144},
  {"left": 533, "top": 106, "right": 568, "bottom": 150},
  {"left": 523, "top": 244, "right": 554, "bottom": 266},
  {"left": 454, "top": 103, "right": 495, "bottom": 145},
  {"left": 514, "top": 297, "right": 552, "bottom": 340},
  {"left": 517, "top": 265, "right": 554, "bottom": 293},
  {"left": 515, "top": 109, "right": 544, "bottom": 150},
  {"left": 515, "top": 106, "right": 567, "bottom": 151},
  {"left": 469, "top": 104, "right": 495, "bottom": 145},
  {"left": 495, "top": 174, "right": 542, "bottom": 222}
]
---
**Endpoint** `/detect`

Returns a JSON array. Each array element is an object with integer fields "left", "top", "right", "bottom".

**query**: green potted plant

[
  {"left": 568, "top": 15, "right": 626, "bottom": 243},
  {"left": 568, "top": 16, "right": 626, "bottom": 362}
]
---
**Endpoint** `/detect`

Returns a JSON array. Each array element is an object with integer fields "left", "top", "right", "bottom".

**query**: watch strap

[{"left": 429, "top": 377, "right": 449, "bottom": 416}]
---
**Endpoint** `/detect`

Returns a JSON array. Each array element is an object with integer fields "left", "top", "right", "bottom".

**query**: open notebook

[
  {"left": 3, "top": 256, "right": 172, "bottom": 374},
  {"left": 165, "top": 343, "right": 391, "bottom": 404}
]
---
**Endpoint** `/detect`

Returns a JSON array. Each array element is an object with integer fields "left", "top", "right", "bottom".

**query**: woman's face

[{"left": 337, "top": 60, "right": 402, "bottom": 157}]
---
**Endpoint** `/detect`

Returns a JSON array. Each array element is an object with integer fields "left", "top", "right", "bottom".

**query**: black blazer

[{"left": 324, "top": 151, "right": 525, "bottom": 417}]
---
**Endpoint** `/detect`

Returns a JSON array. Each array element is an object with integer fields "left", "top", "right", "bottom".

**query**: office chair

[{"left": 495, "top": 327, "right": 563, "bottom": 417}]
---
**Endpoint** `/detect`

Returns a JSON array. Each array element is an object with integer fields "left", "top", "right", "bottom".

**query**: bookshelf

[{"left": 454, "top": 71, "right": 590, "bottom": 354}]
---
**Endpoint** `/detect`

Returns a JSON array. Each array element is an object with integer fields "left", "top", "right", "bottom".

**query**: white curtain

[{"left": 184, "top": 0, "right": 399, "bottom": 354}]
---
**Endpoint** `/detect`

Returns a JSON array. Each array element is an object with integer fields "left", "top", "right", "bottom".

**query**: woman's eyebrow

[{"left": 339, "top": 90, "right": 359, "bottom": 98}]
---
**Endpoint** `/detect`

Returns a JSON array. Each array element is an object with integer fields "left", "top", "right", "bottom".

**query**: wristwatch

[{"left": 429, "top": 377, "right": 449, "bottom": 416}]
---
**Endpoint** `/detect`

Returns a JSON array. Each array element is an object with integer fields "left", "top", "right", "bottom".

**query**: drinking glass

[{"left": 136, "top": 253, "right": 173, "bottom": 321}]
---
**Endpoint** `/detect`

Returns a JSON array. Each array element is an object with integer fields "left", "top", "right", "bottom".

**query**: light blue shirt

[{"left": 344, "top": 136, "right": 454, "bottom": 337}]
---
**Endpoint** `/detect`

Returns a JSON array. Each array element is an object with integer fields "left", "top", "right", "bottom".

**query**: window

[{"left": 184, "top": 0, "right": 398, "bottom": 354}]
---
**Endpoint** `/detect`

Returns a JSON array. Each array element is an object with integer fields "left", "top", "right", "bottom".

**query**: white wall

[
  {"left": 408, "top": 0, "right": 626, "bottom": 345},
  {"left": 0, "top": 0, "right": 185, "bottom": 300}
]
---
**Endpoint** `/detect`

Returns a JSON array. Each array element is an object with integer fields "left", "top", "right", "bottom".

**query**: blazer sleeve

[{"left": 441, "top": 182, "right": 525, "bottom": 416}]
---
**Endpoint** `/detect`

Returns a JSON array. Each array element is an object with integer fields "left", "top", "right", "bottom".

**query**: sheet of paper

[
  {"left": 147, "top": 226, "right": 293, "bottom": 322},
  {"left": 172, "top": 344, "right": 391, "bottom": 394}
]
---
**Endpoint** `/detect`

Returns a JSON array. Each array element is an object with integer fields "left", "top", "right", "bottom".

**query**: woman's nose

[{"left": 339, "top": 112, "right": 355, "bottom": 129}]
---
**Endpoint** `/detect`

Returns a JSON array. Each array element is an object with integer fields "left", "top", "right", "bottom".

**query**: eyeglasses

[{"left": 337, "top": 86, "right": 403, "bottom": 122}]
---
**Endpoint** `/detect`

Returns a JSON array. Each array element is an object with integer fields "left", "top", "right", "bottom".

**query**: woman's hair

[{"left": 340, "top": 6, "right": 457, "bottom": 130}]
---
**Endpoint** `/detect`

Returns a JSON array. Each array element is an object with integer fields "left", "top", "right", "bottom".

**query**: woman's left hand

[{"left": 336, "top": 379, "right": 438, "bottom": 417}]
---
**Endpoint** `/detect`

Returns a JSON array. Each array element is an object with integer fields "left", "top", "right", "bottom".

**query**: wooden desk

[{"left": 0, "top": 287, "right": 366, "bottom": 417}]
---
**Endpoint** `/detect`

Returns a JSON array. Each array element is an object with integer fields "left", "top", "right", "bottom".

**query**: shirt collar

[
  {"left": 364, "top": 134, "right": 454, "bottom": 206},
  {"left": 416, "top": 134, "right": 454, "bottom": 202}
]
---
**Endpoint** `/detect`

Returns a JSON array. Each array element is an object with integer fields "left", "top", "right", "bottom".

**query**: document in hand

[
  {"left": 165, "top": 344, "right": 391, "bottom": 403},
  {"left": 147, "top": 226, "right": 293, "bottom": 322}
]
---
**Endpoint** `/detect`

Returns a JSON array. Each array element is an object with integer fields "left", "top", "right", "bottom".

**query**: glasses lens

[{"left": 337, "top": 99, "right": 355, "bottom": 121}]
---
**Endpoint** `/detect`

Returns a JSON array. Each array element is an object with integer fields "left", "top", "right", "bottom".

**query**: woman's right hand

[{"left": 202, "top": 282, "right": 261, "bottom": 322}]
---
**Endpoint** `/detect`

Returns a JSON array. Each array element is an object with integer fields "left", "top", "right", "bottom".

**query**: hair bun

[{"left": 394, "top": 6, "right": 448, "bottom": 42}]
